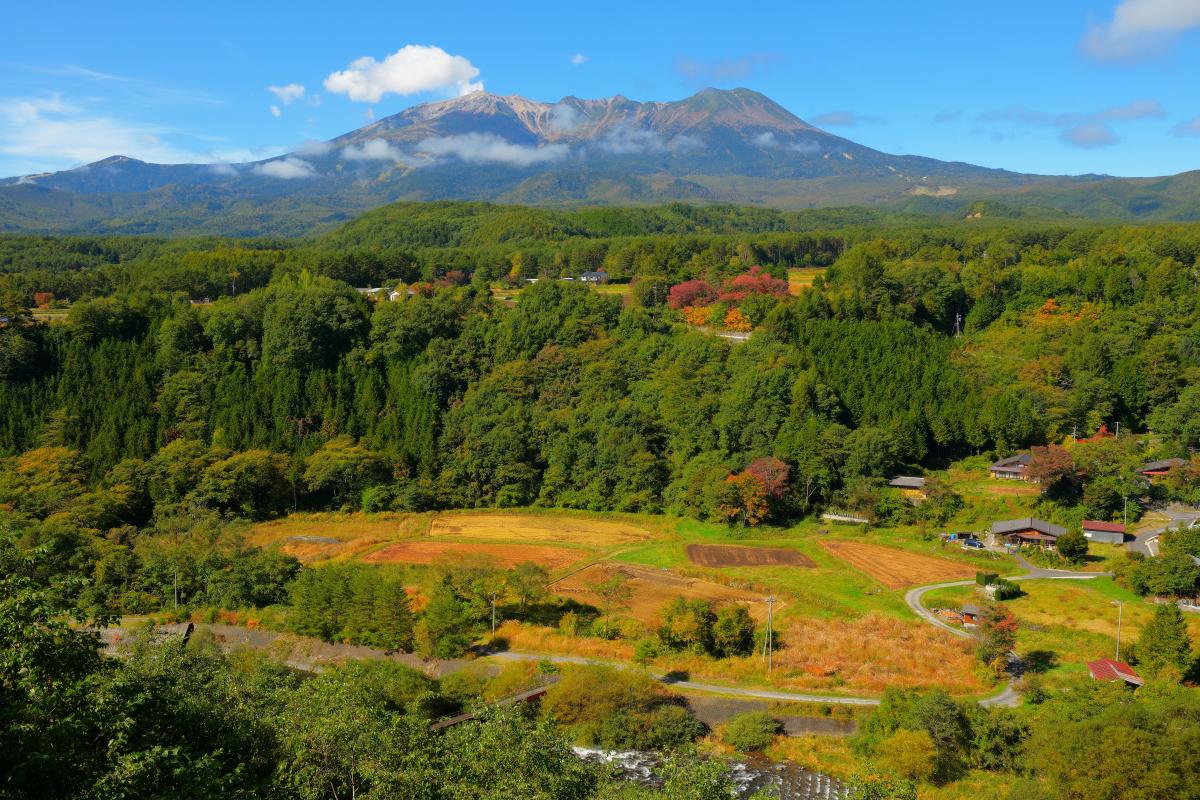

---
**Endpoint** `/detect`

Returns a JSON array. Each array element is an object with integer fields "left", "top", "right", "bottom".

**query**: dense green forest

[{"left": 3, "top": 201, "right": 1200, "bottom": 798}]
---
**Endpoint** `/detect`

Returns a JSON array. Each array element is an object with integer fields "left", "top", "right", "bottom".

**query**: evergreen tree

[{"left": 1135, "top": 603, "right": 1195, "bottom": 679}]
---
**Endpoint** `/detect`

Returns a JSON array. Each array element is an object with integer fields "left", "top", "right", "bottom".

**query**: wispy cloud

[
  {"left": 752, "top": 131, "right": 822, "bottom": 155},
  {"left": 324, "top": 45, "right": 483, "bottom": 103},
  {"left": 977, "top": 99, "right": 1166, "bottom": 148},
  {"left": 417, "top": 133, "right": 567, "bottom": 166},
  {"left": 675, "top": 53, "right": 779, "bottom": 85},
  {"left": 599, "top": 124, "right": 664, "bottom": 154},
  {"left": 812, "top": 110, "right": 883, "bottom": 128},
  {"left": 570, "top": 53, "right": 588, "bottom": 66},
  {"left": 252, "top": 157, "right": 316, "bottom": 179},
  {"left": 268, "top": 83, "right": 306, "bottom": 105},
  {"left": 341, "top": 138, "right": 411, "bottom": 163},
  {"left": 1081, "top": 0, "right": 1200, "bottom": 61},
  {"left": 1173, "top": 116, "right": 1200, "bottom": 136}
]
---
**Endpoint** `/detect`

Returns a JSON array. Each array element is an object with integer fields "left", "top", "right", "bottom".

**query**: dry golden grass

[
  {"left": 552, "top": 562, "right": 768, "bottom": 624},
  {"left": 819, "top": 540, "right": 976, "bottom": 589},
  {"left": 982, "top": 482, "right": 1040, "bottom": 497},
  {"left": 769, "top": 613, "right": 984, "bottom": 694},
  {"left": 247, "top": 512, "right": 421, "bottom": 562},
  {"left": 787, "top": 267, "right": 826, "bottom": 295},
  {"left": 363, "top": 540, "right": 589, "bottom": 570},
  {"left": 430, "top": 512, "right": 652, "bottom": 546},
  {"left": 766, "top": 736, "right": 862, "bottom": 780},
  {"left": 495, "top": 620, "right": 636, "bottom": 661}
]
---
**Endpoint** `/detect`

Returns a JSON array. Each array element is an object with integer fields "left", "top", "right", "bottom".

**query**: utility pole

[
  {"left": 490, "top": 593, "right": 497, "bottom": 638},
  {"left": 1072, "top": 424, "right": 1078, "bottom": 443},
  {"left": 173, "top": 569, "right": 179, "bottom": 611},
  {"left": 1124, "top": 496, "right": 1129, "bottom": 527},
  {"left": 1115, "top": 422, "right": 1120, "bottom": 437},
  {"left": 762, "top": 596, "right": 776, "bottom": 672},
  {"left": 953, "top": 311, "right": 962, "bottom": 338},
  {"left": 1113, "top": 600, "right": 1124, "bottom": 661}
]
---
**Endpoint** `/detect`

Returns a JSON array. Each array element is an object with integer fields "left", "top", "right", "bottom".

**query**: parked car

[{"left": 961, "top": 539, "right": 985, "bottom": 550}]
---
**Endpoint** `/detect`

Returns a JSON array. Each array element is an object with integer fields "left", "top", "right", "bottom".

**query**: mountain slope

[{"left": 0, "top": 88, "right": 1193, "bottom": 235}]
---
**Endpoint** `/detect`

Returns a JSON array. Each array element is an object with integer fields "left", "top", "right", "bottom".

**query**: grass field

[
  {"left": 787, "top": 267, "right": 826, "bottom": 295},
  {"left": 923, "top": 577, "right": 1200, "bottom": 687},
  {"left": 818, "top": 540, "right": 978, "bottom": 589}
]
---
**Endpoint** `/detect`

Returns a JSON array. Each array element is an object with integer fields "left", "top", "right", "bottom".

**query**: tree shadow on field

[{"left": 1021, "top": 650, "right": 1058, "bottom": 674}]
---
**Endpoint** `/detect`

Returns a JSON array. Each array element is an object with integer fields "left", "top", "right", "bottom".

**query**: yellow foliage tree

[
  {"left": 723, "top": 307, "right": 751, "bottom": 331},
  {"left": 682, "top": 305, "right": 713, "bottom": 326},
  {"left": 878, "top": 728, "right": 937, "bottom": 782}
]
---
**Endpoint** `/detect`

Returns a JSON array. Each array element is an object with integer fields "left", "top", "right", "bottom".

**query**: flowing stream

[{"left": 573, "top": 747, "right": 847, "bottom": 799}]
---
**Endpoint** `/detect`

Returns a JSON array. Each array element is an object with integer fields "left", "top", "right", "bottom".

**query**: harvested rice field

[
  {"left": 818, "top": 540, "right": 975, "bottom": 590},
  {"left": 363, "top": 540, "right": 589, "bottom": 571},
  {"left": 429, "top": 513, "right": 653, "bottom": 546}
]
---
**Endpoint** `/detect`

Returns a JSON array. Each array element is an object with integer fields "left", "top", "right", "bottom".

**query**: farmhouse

[
  {"left": 1138, "top": 458, "right": 1186, "bottom": 480},
  {"left": 961, "top": 604, "right": 982, "bottom": 626},
  {"left": 989, "top": 452, "right": 1033, "bottom": 481},
  {"left": 579, "top": 270, "right": 609, "bottom": 284},
  {"left": 991, "top": 517, "right": 1067, "bottom": 549},
  {"left": 1081, "top": 520, "right": 1126, "bottom": 545},
  {"left": 889, "top": 475, "right": 927, "bottom": 503},
  {"left": 1086, "top": 658, "right": 1143, "bottom": 688}
]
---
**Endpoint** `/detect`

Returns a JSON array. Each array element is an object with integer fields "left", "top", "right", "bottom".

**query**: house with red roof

[
  {"left": 1081, "top": 520, "right": 1126, "bottom": 545},
  {"left": 1086, "top": 658, "right": 1143, "bottom": 687}
]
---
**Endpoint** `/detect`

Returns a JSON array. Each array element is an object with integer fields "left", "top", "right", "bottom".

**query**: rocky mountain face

[{"left": 0, "top": 88, "right": 1192, "bottom": 235}]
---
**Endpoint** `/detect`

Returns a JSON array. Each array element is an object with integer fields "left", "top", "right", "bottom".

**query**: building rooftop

[
  {"left": 888, "top": 476, "right": 926, "bottom": 489},
  {"left": 1087, "top": 658, "right": 1143, "bottom": 686},
  {"left": 991, "top": 517, "right": 1067, "bottom": 537}
]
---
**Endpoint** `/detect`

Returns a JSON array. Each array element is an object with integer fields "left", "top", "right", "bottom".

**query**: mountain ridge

[{"left": 0, "top": 87, "right": 1195, "bottom": 235}]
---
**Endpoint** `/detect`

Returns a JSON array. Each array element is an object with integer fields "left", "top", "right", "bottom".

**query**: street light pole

[
  {"left": 491, "top": 593, "right": 497, "bottom": 639},
  {"left": 1113, "top": 600, "right": 1124, "bottom": 661}
]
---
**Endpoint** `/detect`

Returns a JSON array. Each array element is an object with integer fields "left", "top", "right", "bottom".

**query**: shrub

[
  {"left": 878, "top": 729, "right": 937, "bottom": 782},
  {"left": 721, "top": 711, "right": 781, "bottom": 752},
  {"left": 976, "top": 572, "right": 999, "bottom": 586}
]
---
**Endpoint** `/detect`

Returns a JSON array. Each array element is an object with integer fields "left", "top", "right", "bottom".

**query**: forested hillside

[{"left": 2, "top": 203, "right": 1198, "bottom": 526}]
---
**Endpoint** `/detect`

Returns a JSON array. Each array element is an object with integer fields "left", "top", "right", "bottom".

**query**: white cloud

[
  {"left": 267, "top": 83, "right": 306, "bottom": 105},
  {"left": 294, "top": 140, "right": 333, "bottom": 157},
  {"left": 1082, "top": 0, "right": 1200, "bottom": 61},
  {"left": 324, "top": 45, "right": 483, "bottom": 103},
  {"left": 570, "top": 53, "right": 588, "bottom": 66},
  {"left": 209, "top": 163, "right": 239, "bottom": 176},
  {"left": 417, "top": 133, "right": 567, "bottom": 166},
  {"left": 269, "top": 104, "right": 281, "bottom": 118},
  {"left": 600, "top": 124, "right": 664, "bottom": 154},
  {"left": 252, "top": 157, "right": 316, "bottom": 178},
  {"left": 548, "top": 103, "right": 582, "bottom": 132},
  {"left": 752, "top": 131, "right": 821, "bottom": 155},
  {"left": 341, "top": 138, "right": 411, "bottom": 163},
  {"left": 1174, "top": 116, "right": 1200, "bottom": 136}
]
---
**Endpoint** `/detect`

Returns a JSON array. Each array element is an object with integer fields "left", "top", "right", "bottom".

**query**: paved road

[{"left": 1126, "top": 505, "right": 1200, "bottom": 557}]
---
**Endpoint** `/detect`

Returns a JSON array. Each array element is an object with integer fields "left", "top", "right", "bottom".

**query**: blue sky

[{"left": 2, "top": 0, "right": 1199, "bottom": 178}]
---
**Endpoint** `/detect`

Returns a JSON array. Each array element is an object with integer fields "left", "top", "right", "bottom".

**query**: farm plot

[
  {"left": 686, "top": 544, "right": 815, "bottom": 568},
  {"left": 248, "top": 514, "right": 412, "bottom": 561},
  {"left": 363, "top": 541, "right": 588, "bottom": 571},
  {"left": 553, "top": 563, "right": 768, "bottom": 624},
  {"left": 429, "top": 513, "right": 652, "bottom": 546},
  {"left": 819, "top": 541, "right": 975, "bottom": 590}
]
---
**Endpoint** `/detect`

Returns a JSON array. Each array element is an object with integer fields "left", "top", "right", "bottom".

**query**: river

[{"left": 574, "top": 747, "right": 847, "bottom": 799}]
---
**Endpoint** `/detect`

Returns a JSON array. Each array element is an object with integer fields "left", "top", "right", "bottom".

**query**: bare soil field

[
  {"left": 363, "top": 541, "right": 588, "bottom": 570},
  {"left": 552, "top": 563, "right": 768, "bottom": 624},
  {"left": 818, "top": 541, "right": 975, "bottom": 590},
  {"left": 430, "top": 513, "right": 652, "bottom": 546},
  {"left": 686, "top": 544, "right": 815, "bottom": 568}
]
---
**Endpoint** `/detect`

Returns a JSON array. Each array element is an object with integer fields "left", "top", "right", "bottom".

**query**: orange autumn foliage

[
  {"left": 723, "top": 307, "right": 752, "bottom": 331},
  {"left": 683, "top": 305, "right": 714, "bottom": 325}
]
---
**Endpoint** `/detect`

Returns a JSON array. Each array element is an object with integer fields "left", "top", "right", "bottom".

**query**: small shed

[
  {"left": 1138, "top": 458, "right": 1186, "bottom": 480},
  {"left": 989, "top": 453, "right": 1033, "bottom": 481},
  {"left": 1082, "top": 520, "right": 1127, "bottom": 545},
  {"left": 1086, "top": 658, "right": 1143, "bottom": 687},
  {"left": 961, "top": 604, "right": 983, "bottom": 626}
]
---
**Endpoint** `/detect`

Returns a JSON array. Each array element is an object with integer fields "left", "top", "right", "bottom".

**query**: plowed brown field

[
  {"left": 818, "top": 540, "right": 975, "bottom": 589},
  {"left": 686, "top": 544, "right": 815, "bottom": 568}
]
